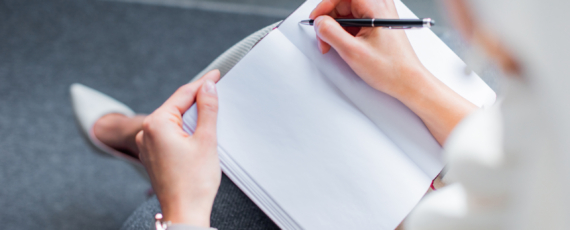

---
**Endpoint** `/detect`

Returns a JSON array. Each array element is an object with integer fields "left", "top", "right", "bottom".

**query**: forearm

[{"left": 392, "top": 66, "right": 477, "bottom": 145}]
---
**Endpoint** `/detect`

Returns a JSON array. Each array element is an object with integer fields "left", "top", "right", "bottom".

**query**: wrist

[
  {"left": 388, "top": 64, "right": 477, "bottom": 144},
  {"left": 160, "top": 195, "right": 213, "bottom": 228},
  {"left": 387, "top": 64, "right": 436, "bottom": 104}
]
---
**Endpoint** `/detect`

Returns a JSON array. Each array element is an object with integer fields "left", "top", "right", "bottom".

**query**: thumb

[
  {"left": 160, "top": 70, "right": 220, "bottom": 116},
  {"left": 193, "top": 80, "right": 218, "bottom": 145},
  {"left": 314, "top": 15, "right": 359, "bottom": 56}
]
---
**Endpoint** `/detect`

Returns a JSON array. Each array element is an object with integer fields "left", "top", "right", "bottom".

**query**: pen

[{"left": 299, "top": 18, "right": 434, "bottom": 29}]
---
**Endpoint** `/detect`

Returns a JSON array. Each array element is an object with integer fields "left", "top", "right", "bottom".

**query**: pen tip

[{"left": 299, "top": 20, "right": 313, "bottom": 26}]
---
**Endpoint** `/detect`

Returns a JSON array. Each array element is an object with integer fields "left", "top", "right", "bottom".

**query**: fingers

[
  {"left": 310, "top": 0, "right": 355, "bottom": 54},
  {"left": 161, "top": 70, "right": 221, "bottom": 115},
  {"left": 199, "top": 69, "right": 222, "bottom": 83},
  {"left": 135, "top": 130, "right": 144, "bottom": 147},
  {"left": 135, "top": 130, "right": 147, "bottom": 162},
  {"left": 317, "top": 37, "right": 331, "bottom": 54},
  {"left": 314, "top": 15, "right": 360, "bottom": 57},
  {"left": 193, "top": 80, "right": 219, "bottom": 145},
  {"left": 335, "top": 0, "right": 352, "bottom": 16}
]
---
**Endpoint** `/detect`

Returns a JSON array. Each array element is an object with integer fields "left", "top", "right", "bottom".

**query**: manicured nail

[
  {"left": 317, "top": 40, "right": 323, "bottom": 53},
  {"left": 203, "top": 80, "right": 216, "bottom": 95}
]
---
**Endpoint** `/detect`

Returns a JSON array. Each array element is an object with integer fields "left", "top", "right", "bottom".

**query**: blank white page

[
  {"left": 183, "top": 30, "right": 431, "bottom": 229},
  {"left": 278, "top": 0, "right": 496, "bottom": 177}
]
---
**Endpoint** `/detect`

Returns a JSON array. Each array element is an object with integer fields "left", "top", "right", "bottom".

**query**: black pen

[{"left": 299, "top": 18, "right": 434, "bottom": 29}]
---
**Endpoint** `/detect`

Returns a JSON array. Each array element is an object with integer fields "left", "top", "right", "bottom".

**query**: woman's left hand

[{"left": 136, "top": 70, "right": 221, "bottom": 228}]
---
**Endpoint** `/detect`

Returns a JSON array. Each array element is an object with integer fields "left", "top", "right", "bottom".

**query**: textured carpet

[{"left": 0, "top": 0, "right": 281, "bottom": 229}]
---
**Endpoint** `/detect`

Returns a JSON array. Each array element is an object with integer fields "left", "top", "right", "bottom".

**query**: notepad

[{"left": 182, "top": 0, "right": 496, "bottom": 229}]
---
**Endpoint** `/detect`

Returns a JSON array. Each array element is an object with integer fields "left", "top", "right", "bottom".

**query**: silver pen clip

[
  {"left": 385, "top": 18, "right": 433, "bottom": 29},
  {"left": 384, "top": 26, "right": 416, "bottom": 29}
]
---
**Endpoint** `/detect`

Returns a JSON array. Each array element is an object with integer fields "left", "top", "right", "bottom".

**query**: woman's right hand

[
  {"left": 310, "top": 0, "right": 477, "bottom": 144},
  {"left": 309, "top": 0, "right": 431, "bottom": 100}
]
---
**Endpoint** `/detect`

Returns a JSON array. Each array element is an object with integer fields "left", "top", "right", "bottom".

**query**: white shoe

[{"left": 70, "top": 83, "right": 148, "bottom": 180}]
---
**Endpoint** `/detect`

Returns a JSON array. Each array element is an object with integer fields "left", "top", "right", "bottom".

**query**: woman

[{"left": 71, "top": 0, "right": 570, "bottom": 229}]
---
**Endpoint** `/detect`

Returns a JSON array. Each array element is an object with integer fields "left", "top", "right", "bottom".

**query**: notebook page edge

[
  {"left": 213, "top": 29, "right": 431, "bottom": 229},
  {"left": 183, "top": 109, "right": 302, "bottom": 230}
]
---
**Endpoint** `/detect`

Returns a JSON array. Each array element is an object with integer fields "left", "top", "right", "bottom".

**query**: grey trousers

[{"left": 121, "top": 22, "right": 281, "bottom": 230}]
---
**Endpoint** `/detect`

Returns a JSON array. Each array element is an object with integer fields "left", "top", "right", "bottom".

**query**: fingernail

[
  {"left": 203, "top": 80, "right": 216, "bottom": 95},
  {"left": 317, "top": 41, "right": 323, "bottom": 53}
]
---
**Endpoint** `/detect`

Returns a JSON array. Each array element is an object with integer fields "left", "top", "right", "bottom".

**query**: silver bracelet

[{"left": 155, "top": 213, "right": 172, "bottom": 230}]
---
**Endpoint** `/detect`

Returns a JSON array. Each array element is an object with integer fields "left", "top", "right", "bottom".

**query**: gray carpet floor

[{"left": 0, "top": 0, "right": 281, "bottom": 229}]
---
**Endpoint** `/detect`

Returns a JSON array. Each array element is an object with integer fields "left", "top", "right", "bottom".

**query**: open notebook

[{"left": 182, "top": 0, "right": 496, "bottom": 229}]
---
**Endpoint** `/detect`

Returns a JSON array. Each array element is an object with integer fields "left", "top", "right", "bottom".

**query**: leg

[{"left": 93, "top": 114, "right": 146, "bottom": 158}]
